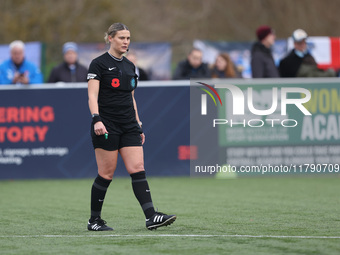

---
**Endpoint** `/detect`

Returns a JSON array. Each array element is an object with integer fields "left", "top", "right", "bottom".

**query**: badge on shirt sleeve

[
  {"left": 130, "top": 77, "right": 136, "bottom": 89},
  {"left": 87, "top": 73, "right": 97, "bottom": 79}
]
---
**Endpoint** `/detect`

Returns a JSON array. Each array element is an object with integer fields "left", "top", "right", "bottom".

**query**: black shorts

[{"left": 91, "top": 120, "right": 142, "bottom": 151}]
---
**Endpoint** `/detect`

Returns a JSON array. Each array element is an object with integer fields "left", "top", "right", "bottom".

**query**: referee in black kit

[{"left": 87, "top": 23, "right": 176, "bottom": 231}]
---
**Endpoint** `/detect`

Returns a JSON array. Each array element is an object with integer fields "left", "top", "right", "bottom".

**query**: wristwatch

[
  {"left": 138, "top": 121, "right": 142, "bottom": 127},
  {"left": 92, "top": 113, "right": 99, "bottom": 118}
]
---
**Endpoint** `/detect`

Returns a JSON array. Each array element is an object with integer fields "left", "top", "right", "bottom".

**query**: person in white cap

[
  {"left": 48, "top": 42, "right": 88, "bottom": 83},
  {"left": 279, "top": 29, "right": 335, "bottom": 77},
  {"left": 0, "top": 40, "right": 43, "bottom": 85}
]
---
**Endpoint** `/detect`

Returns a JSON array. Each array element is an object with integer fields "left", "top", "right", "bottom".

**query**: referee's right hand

[{"left": 94, "top": 122, "right": 108, "bottom": 136}]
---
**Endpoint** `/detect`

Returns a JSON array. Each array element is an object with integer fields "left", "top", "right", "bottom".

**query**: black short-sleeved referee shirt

[{"left": 87, "top": 52, "right": 138, "bottom": 124}]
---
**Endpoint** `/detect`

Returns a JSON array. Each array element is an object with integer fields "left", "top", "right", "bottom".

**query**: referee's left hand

[{"left": 141, "top": 133, "right": 145, "bottom": 145}]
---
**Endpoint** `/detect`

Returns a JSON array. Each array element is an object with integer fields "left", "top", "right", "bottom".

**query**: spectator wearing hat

[
  {"left": 279, "top": 29, "right": 335, "bottom": 77},
  {"left": 48, "top": 42, "right": 88, "bottom": 83},
  {"left": 251, "top": 25, "right": 279, "bottom": 78},
  {"left": 0, "top": 40, "right": 43, "bottom": 85}
]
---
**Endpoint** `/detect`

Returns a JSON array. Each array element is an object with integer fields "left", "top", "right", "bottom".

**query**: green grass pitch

[{"left": 0, "top": 176, "right": 339, "bottom": 255}]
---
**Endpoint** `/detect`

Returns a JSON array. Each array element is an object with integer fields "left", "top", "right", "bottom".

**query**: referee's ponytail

[{"left": 104, "top": 23, "right": 129, "bottom": 43}]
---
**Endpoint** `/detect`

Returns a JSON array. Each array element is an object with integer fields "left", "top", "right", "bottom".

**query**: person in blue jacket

[{"left": 0, "top": 40, "right": 43, "bottom": 85}]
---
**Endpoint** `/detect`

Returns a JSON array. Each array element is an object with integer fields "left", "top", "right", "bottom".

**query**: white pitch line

[{"left": 0, "top": 234, "right": 339, "bottom": 239}]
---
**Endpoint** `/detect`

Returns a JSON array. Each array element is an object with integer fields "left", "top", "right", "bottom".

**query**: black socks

[
  {"left": 130, "top": 171, "right": 156, "bottom": 219},
  {"left": 90, "top": 171, "right": 156, "bottom": 222},
  {"left": 90, "top": 174, "right": 112, "bottom": 222}
]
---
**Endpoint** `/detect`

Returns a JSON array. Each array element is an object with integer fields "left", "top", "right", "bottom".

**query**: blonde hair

[{"left": 104, "top": 23, "right": 129, "bottom": 43}]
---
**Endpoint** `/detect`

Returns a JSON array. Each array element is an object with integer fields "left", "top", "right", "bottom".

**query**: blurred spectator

[
  {"left": 211, "top": 52, "right": 242, "bottom": 78},
  {"left": 279, "top": 29, "right": 336, "bottom": 77},
  {"left": 173, "top": 48, "right": 211, "bottom": 79},
  {"left": 251, "top": 25, "right": 279, "bottom": 78},
  {"left": 48, "top": 42, "right": 88, "bottom": 83},
  {"left": 0, "top": 40, "right": 43, "bottom": 85},
  {"left": 126, "top": 52, "right": 149, "bottom": 80}
]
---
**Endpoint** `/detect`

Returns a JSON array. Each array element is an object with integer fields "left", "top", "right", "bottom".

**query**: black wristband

[
  {"left": 138, "top": 125, "right": 143, "bottom": 134},
  {"left": 92, "top": 115, "right": 102, "bottom": 124}
]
